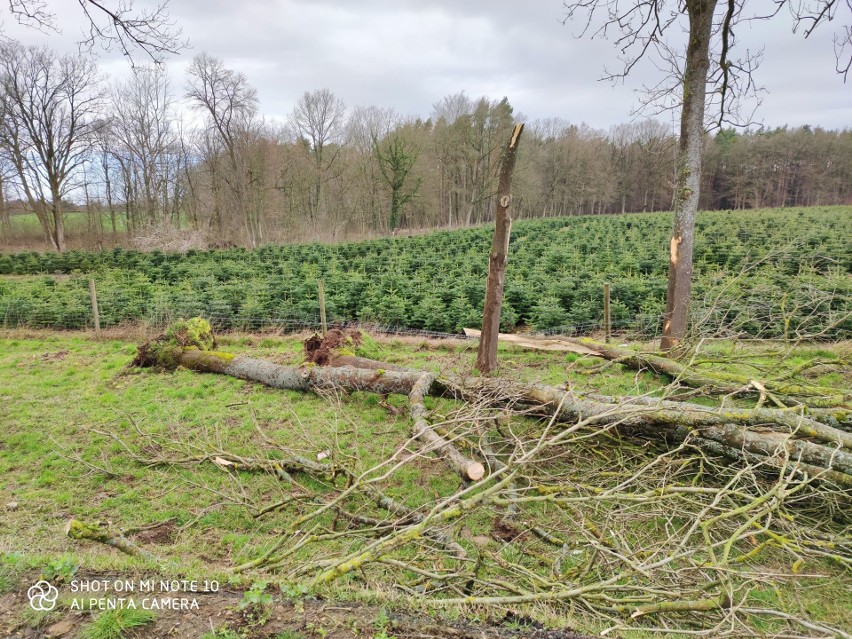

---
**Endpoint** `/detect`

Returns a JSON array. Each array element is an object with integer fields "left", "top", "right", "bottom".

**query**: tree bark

[
  {"left": 476, "top": 123, "right": 524, "bottom": 373},
  {"left": 566, "top": 337, "right": 850, "bottom": 409},
  {"left": 660, "top": 0, "right": 717, "bottom": 350},
  {"left": 410, "top": 373, "right": 485, "bottom": 481}
]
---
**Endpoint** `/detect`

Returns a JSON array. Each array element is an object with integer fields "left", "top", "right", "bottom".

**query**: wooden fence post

[
  {"left": 603, "top": 282, "right": 611, "bottom": 344},
  {"left": 89, "top": 278, "right": 101, "bottom": 339},
  {"left": 318, "top": 279, "right": 327, "bottom": 337}
]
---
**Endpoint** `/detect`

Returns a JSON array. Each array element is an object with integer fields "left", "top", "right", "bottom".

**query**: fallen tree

[
  {"left": 461, "top": 330, "right": 850, "bottom": 413},
  {"left": 133, "top": 320, "right": 852, "bottom": 484},
  {"left": 85, "top": 319, "right": 852, "bottom": 637},
  {"left": 134, "top": 320, "right": 483, "bottom": 481}
]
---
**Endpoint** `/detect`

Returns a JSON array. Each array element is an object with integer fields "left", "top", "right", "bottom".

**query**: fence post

[
  {"left": 603, "top": 282, "right": 611, "bottom": 344},
  {"left": 318, "top": 278, "right": 327, "bottom": 337},
  {"left": 89, "top": 278, "right": 101, "bottom": 339}
]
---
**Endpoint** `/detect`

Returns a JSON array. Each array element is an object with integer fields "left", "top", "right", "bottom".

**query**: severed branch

[
  {"left": 66, "top": 518, "right": 162, "bottom": 565},
  {"left": 410, "top": 373, "right": 485, "bottom": 481}
]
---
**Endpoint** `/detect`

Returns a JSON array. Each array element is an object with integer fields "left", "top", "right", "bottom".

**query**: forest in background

[{"left": 1, "top": 46, "right": 851, "bottom": 252}]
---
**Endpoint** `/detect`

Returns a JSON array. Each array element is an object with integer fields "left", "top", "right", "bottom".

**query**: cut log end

[{"left": 466, "top": 462, "right": 486, "bottom": 482}]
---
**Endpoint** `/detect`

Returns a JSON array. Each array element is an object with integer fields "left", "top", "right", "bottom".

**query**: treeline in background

[{"left": 1, "top": 45, "right": 851, "bottom": 252}]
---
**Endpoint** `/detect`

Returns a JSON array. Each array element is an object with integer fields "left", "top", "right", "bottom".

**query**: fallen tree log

[
  {"left": 132, "top": 320, "right": 852, "bottom": 485},
  {"left": 135, "top": 320, "right": 484, "bottom": 482},
  {"left": 462, "top": 327, "right": 601, "bottom": 356},
  {"left": 443, "top": 379, "right": 852, "bottom": 485},
  {"left": 121, "top": 321, "right": 852, "bottom": 637},
  {"left": 445, "top": 379, "right": 852, "bottom": 450},
  {"left": 563, "top": 337, "right": 851, "bottom": 409},
  {"left": 410, "top": 373, "right": 485, "bottom": 481}
]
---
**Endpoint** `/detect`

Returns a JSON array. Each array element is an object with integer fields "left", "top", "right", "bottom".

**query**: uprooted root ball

[{"left": 132, "top": 317, "right": 218, "bottom": 369}]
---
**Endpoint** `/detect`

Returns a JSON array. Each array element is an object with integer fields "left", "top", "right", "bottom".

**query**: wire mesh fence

[
  {"left": 0, "top": 276, "right": 668, "bottom": 341},
  {"left": 3, "top": 273, "right": 850, "bottom": 341}
]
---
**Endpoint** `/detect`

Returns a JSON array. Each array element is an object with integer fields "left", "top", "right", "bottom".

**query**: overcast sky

[{"left": 3, "top": 0, "right": 850, "bottom": 131}]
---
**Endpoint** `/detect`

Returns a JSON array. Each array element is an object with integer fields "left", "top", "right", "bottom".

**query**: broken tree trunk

[
  {"left": 181, "top": 349, "right": 424, "bottom": 396},
  {"left": 566, "top": 337, "right": 850, "bottom": 409},
  {"left": 476, "top": 123, "right": 524, "bottom": 374}
]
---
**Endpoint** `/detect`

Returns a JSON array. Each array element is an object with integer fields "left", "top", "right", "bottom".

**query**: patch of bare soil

[
  {"left": 126, "top": 519, "right": 178, "bottom": 546},
  {"left": 0, "top": 578, "right": 594, "bottom": 639},
  {"left": 40, "top": 350, "right": 69, "bottom": 362}
]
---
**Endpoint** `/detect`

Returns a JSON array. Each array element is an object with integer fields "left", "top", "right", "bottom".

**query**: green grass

[
  {"left": 81, "top": 608, "right": 156, "bottom": 639},
  {"left": 4, "top": 210, "right": 199, "bottom": 236},
  {"left": 200, "top": 629, "right": 242, "bottom": 639},
  {"left": 1, "top": 330, "right": 845, "bottom": 565},
  {"left": 6, "top": 211, "right": 111, "bottom": 236}
]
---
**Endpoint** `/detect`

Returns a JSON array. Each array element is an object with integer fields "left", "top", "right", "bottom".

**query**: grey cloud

[{"left": 2, "top": 0, "right": 849, "bottom": 129}]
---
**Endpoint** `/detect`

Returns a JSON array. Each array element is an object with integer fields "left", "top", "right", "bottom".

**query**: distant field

[
  {"left": 4, "top": 210, "right": 189, "bottom": 240},
  {"left": 0, "top": 206, "right": 850, "bottom": 338}
]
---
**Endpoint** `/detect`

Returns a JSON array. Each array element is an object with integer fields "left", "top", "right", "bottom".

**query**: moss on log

[{"left": 66, "top": 519, "right": 161, "bottom": 563}]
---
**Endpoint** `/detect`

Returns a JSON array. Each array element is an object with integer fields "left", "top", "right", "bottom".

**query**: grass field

[
  {"left": 5, "top": 211, "right": 117, "bottom": 234},
  {"left": 1, "top": 328, "right": 850, "bottom": 638}
]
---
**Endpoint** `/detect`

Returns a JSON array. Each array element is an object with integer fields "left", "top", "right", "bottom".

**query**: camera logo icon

[{"left": 28, "top": 581, "right": 59, "bottom": 611}]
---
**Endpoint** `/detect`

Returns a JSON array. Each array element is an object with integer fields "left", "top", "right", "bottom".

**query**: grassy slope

[{"left": 1, "top": 330, "right": 850, "bottom": 637}]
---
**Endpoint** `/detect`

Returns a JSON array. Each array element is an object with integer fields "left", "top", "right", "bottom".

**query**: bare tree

[
  {"left": 345, "top": 105, "right": 394, "bottom": 233},
  {"left": 0, "top": 161, "right": 11, "bottom": 239},
  {"left": 110, "top": 67, "right": 178, "bottom": 230},
  {"left": 563, "top": 0, "right": 851, "bottom": 350},
  {"left": 290, "top": 89, "right": 347, "bottom": 223},
  {"left": 4, "top": 0, "right": 186, "bottom": 64},
  {"left": 186, "top": 53, "right": 263, "bottom": 247},
  {"left": 0, "top": 42, "right": 104, "bottom": 251},
  {"left": 0, "top": 113, "right": 13, "bottom": 239}
]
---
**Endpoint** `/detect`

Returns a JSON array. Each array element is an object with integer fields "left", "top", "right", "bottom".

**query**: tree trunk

[
  {"left": 660, "top": 0, "right": 717, "bottom": 350},
  {"left": 51, "top": 199, "right": 65, "bottom": 252},
  {"left": 566, "top": 337, "right": 850, "bottom": 409},
  {"left": 476, "top": 123, "right": 524, "bottom": 374},
  {"left": 0, "top": 174, "right": 9, "bottom": 239}
]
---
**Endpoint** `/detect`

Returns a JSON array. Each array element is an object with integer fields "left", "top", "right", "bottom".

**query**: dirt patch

[
  {"left": 1, "top": 579, "right": 594, "bottom": 639},
  {"left": 492, "top": 517, "right": 528, "bottom": 544},
  {"left": 127, "top": 518, "right": 178, "bottom": 546},
  {"left": 40, "top": 350, "right": 69, "bottom": 362}
]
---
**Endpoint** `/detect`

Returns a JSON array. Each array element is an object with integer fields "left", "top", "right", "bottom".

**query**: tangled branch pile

[{"left": 109, "top": 320, "right": 852, "bottom": 637}]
